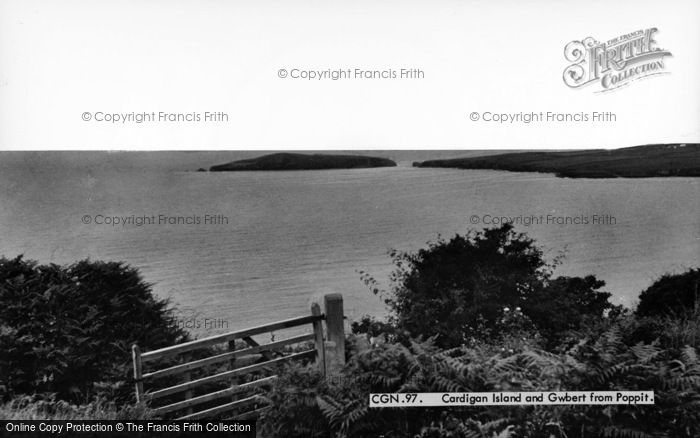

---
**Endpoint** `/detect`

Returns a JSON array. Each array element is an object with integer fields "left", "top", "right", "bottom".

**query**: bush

[
  {"left": 358, "top": 224, "right": 615, "bottom": 349},
  {"left": 0, "top": 395, "right": 153, "bottom": 420},
  {"left": 0, "top": 255, "right": 189, "bottom": 403},
  {"left": 637, "top": 268, "right": 700, "bottom": 317},
  {"left": 259, "top": 363, "right": 330, "bottom": 438},
  {"left": 525, "top": 275, "right": 617, "bottom": 348},
  {"left": 264, "top": 324, "right": 700, "bottom": 438}
]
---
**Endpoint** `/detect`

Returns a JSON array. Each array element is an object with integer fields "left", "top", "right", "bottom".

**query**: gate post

[
  {"left": 131, "top": 344, "right": 144, "bottom": 403},
  {"left": 311, "top": 302, "right": 326, "bottom": 376},
  {"left": 323, "top": 294, "right": 345, "bottom": 374}
]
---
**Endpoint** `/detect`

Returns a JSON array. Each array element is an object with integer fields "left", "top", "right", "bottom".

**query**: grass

[{"left": 0, "top": 396, "right": 153, "bottom": 420}]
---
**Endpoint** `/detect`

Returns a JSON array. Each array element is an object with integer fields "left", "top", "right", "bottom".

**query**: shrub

[
  {"left": 637, "top": 268, "right": 700, "bottom": 317},
  {"left": 358, "top": 224, "right": 615, "bottom": 349},
  {"left": 0, "top": 395, "right": 153, "bottom": 420},
  {"left": 259, "top": 363, "right": 330, "bottom": 438},
  {"left": 525, "top": 276, "right": 616, "bottom": 348},
  {"left": 0, "top": 255, "right": 188, "bottom": 403},
  {"left": 264, "top": 324, "right": 700, "bottom": 438}
]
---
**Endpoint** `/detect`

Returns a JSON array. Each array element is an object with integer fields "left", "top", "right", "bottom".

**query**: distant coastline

[
  {"left": 413, "top": 144, "right": 700, "bottom": 178},
  {"left": 209, "top": 153, "right": 396, "bottom": 171}
]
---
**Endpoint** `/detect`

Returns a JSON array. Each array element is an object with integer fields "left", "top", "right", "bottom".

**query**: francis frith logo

[{"left": 563, "top": 28, "right": 672, "bottom": 92}]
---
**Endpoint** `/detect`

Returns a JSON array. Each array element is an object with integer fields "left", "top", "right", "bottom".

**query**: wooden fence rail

[{"left": 131, "top": 293, "right": 345, "bottom": 421}]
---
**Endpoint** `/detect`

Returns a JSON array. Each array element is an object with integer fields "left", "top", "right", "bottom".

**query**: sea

[{"left": 0, "top": 151, "right": 698, "bottom": 338}]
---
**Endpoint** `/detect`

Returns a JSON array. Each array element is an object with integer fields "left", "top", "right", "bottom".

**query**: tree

[
  {"left": 360, "top": 224, "right": 614, "bottom": 349},
  {"left": 525, "top": 275, "right": 614, "bottom": 348},
  {"left": 637, "top": 268, "right": 700, "bottom": 317},
  {"left": 0, "top": 255, "right": 188, "bottom": 403}
]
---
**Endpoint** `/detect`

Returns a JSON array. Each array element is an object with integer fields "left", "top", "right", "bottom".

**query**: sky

[{"left": 0, "top": 0, "right": 699, "bottom": 150}]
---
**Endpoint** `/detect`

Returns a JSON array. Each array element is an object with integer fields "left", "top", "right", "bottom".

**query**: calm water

[{"left": 1, "top": 152, "right": 698, "bottom": 337}]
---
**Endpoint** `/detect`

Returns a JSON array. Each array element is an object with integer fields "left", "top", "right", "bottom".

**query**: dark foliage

[
  {"left": 0, "top": 255, "right": 189, "bottom": 403},
  {"left": 358, "top": 224, "right": 615, "bottom": 349},
  {"left": 265, "top": 310, "right": 700, "bottom": 438},
  {"left": 637, "top": 268, "right": 700, "bottom": 317},
  {"left": 526, "top": 276, "right": 616, "bottom": 348},
  {"left": 258, "top": 363, "right": 331, "bottom": 437}
]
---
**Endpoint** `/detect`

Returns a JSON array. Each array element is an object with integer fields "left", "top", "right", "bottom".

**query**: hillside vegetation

[
  {"left": 414, "top": 144, "right": 700, "bottom": 178},
  {"left": 209, "top": 153, "right": 397, "bottom": 171},
  {"left": 262, "top": 225, "right": 700, "bottom": 437},
  {"left": 0, "top": 257, "right": 188, "bottom": 404},
  {"left": 1, "top": 227, "right": 698, "bottom": 437}
]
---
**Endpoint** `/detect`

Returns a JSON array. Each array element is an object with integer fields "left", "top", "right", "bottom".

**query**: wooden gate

[{"left": 131, "top": 294, "right": 345, "bottom": 420}]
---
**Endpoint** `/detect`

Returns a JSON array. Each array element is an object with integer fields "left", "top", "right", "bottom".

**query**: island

[
  {"left": 209, "top": 153, "right": 397, "bottom": 171},
  {"left": 413, "top": 144, "right": 700, "bottom": 178}
]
